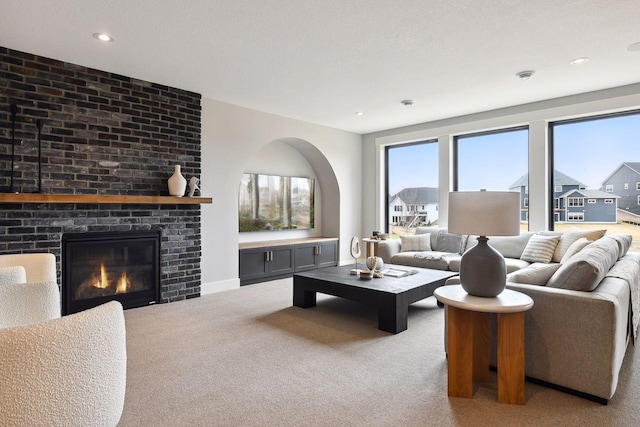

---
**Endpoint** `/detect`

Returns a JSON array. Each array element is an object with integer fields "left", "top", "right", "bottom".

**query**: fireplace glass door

[{"left": 62, "top": 230, "right": 160, "bottom": 314}]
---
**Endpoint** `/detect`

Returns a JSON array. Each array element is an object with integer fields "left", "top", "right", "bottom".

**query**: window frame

[
  {"left": 385, "top": 139, "right": 438, "bottom": 233},
  {"left": 568, "top": 197, "right": 584, "bottom": 207},
  {"left": 549, "top": 109, "right": 640, "bottom": 230}
]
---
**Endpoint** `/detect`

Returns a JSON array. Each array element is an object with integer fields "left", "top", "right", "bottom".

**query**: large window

[
  {"left": 551, "top": 111, "right": 640, "bottom": 250},
  {"left": 386, "top": 140, "right": 438, "bottom": 236},
  {"left": 455, "top": 127, "right": 529, "bottom": 229}
]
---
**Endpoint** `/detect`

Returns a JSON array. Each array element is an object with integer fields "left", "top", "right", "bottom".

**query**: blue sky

[{"left": 388, "top": 113, "right": 640, "bottom": 195}]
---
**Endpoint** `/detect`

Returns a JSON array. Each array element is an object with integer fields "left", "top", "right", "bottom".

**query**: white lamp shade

[{"left": 448, "top": 191, "right": 520, "bottom": 236}]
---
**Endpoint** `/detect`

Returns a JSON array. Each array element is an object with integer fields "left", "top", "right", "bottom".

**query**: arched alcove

[{"left": 237, "top": 137, "right": 340, "bottom": 241}]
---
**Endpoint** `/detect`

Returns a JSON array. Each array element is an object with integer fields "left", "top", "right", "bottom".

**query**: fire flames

[
  {"left": 94, "top": 263, "right": 109, "bottom": 289},
  {"left": 116, "top": 272, "right": 129, "bottom": 294},
  {"left": 92, "top": 263, "right": 130, "bottom": 293}
]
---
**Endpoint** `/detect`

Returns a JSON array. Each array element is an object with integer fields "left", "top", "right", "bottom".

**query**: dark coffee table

[{"left": 293, "top": 265, "right": 458, "bottom": 333}]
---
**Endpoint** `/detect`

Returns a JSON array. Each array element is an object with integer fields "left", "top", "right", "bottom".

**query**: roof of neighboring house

[
  {"left": 560, "top": 189, "right": 620, "bottom": 199},
  {"left": 393, "top": 187, "right": 439, "bottom": 204},
  {"left": 509, "top": 170, "right": 586, "bottom": 189},
  {"left": 600, "top": 162, "right": 640, "bottom": 184}
]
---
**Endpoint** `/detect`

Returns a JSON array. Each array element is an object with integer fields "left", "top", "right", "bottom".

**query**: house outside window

[
  {"left": 555, "top": 185, "right": 563, "bottom": 193},
  {"left": 523, "top": 198, "right": 528, "bottom": 207},
  {"left": 588, "top": 199, "right": 596, "bottom": 204},
  {"left": 605, "top": 199, "right": 613, "bottom": 204},
  {"left": 625, "top": 183, "right": 629, "bottom": 189},
  {"left": 605, "top": 184, "right": 614, "bottom": 192}
]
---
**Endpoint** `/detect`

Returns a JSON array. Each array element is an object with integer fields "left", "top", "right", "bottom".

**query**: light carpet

[{"left": 119, "top": 278, "right": 640, "bottom": 426}]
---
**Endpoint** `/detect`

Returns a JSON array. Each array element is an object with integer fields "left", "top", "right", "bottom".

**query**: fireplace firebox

[{"left": 62, "top": 230, "right": 161, "bottom": 315}]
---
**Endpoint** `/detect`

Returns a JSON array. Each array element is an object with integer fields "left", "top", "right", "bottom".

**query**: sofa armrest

[
  {"left": 505, "top": 279, "right": 629, "bottom": 400},
  {"left": 377, "top": 240, "right": 401, "bottom": 264}
]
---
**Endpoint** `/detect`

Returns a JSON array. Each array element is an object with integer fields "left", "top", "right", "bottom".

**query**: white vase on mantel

[{"left": 168, "top": 165, "right": 187, "bottom": 197}]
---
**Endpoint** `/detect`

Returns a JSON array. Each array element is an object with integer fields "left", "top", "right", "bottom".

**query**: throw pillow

[
  {"left": 400, "top": 234, "right": 431, "bottom": 252},
  {"left": 507, "top": 262, "right": 562, "bottom": 286},
  {"left": 520, "top": 234, "right": 561, "bottom": 263},
  {"left": 559, "top": 237, "right": 591, "bottom": 264},
  {"left": 546, "top": 236, "right": 619, "bottom": 291},
  {"left": 436, "top": 232, "right": 467, "bottom": 254},
  {"left": 552, "top": 227, "right": 606, "bottom": 263}
]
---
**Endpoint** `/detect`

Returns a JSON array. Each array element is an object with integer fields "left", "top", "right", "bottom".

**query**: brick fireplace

[{"left": 0, "top": 46, "right": 203, "bottom": 304}]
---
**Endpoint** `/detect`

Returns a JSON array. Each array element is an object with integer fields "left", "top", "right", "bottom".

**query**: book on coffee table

[{"left": 381, "top": 267, "right": 419, "bottom": 278}]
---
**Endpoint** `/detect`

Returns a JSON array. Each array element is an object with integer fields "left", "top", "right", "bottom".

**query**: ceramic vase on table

[{"left": 168, "top": 165, "right": 187, "bottom": 197}]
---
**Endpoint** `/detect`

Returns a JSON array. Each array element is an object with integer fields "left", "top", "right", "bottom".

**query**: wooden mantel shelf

[{"left": 0, "top": 193, "right": 213, "bottom": 205}]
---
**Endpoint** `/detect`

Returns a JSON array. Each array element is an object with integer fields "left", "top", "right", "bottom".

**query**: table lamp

[{"left": 448, "top": 190, "right": 520, "bottom": 297}]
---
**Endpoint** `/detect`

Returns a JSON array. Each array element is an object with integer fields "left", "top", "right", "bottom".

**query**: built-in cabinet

[{"left": 239, "top": 237, "right": 338, "bottom": 285}]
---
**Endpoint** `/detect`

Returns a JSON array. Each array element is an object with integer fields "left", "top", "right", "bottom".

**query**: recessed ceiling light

[
  {"left": 515, "top": 70, "right": 535, "bottom": 81},
  {"left": 93, "top": 33, "right": 114, "bottom": 42},
  {"left": 355, "top": 111, "right": 364, "bottom": 116},
  {"left": 628, "top": 41, "right": 640, "bottom": 52},
  {"left": 400, "top": 100, "right": 414, "bottom": 107},
  {"left": 570, "top": 57, "right": 590, "bottom": 65}
]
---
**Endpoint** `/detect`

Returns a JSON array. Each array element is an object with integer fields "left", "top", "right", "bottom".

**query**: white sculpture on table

[{"left": 350, "top": 237, "right": 362, "bottom": 275}]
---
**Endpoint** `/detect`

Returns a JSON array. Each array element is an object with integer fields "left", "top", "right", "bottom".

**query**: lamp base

[{"left": 459, "top": 237, "right": 506, "bottom": 297}]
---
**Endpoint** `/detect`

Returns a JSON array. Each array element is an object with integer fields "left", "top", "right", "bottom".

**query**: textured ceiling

[{"left": 2, "top": 0, "right": 640, "bottom": 134}]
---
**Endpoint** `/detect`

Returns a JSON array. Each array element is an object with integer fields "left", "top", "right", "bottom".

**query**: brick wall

[{"left": 0, "top": 46, "right": 203, "bottom": 303}]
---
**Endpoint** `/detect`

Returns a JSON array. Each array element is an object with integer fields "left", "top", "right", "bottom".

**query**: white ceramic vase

[{"left": 168, "top": 165, "right": 187, "bottom": 197}]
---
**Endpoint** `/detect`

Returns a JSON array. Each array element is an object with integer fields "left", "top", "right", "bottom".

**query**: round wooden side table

[{"left": 434, "top": 285, "right": 534, "bottom": 405}]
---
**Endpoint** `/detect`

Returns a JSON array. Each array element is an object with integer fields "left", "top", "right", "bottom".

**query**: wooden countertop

[{"left": 239, "top": 237, "right": 338, "bottom": 250}]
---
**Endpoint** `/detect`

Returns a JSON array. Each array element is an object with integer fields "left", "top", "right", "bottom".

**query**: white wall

[
  {"left": 200, "top": 99, "right": 362, "bottom": 293},
  {"left": 362, "top": 83, "right": 640, "bottom": 235}
]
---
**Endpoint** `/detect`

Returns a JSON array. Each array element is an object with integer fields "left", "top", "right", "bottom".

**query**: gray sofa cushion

[
  {"left": 415, "top": 226, "right": 468, "bottom": 254},
  {"left": 607, "top": 234, "right": 633, "bottom": 259},
  {"left": 465, "top": 232, "right": 534, "bottom": 259},
  {"left": 547, "top": 236, "right": 620, "bottom": 291},
  {"left": 505, "top": 258, "right": 532, "bottom": 273},
  {"left": 507, "top": 262, "right": 562, "bottom": 286}
]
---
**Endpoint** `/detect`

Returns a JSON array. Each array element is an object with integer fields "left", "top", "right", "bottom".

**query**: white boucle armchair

[
  {"left": 0, "top": 253, "right": 127, "bottom": 426},
  {"left": 0, "top": 252, "right": 60, "bottom": 328}
]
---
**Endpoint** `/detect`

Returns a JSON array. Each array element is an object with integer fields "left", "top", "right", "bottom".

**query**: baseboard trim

[{"left": 201, "top": 278, "right": 240, "bottom": 295}]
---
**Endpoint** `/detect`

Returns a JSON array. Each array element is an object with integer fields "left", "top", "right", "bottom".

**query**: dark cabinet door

[
  {"left": 239, "top": 248, "right": 270, "bottom": 283},
  {"left": 294, "top": 243, "right": 318, "bottom": 272},
  {"left": 316, "top": 241, "right": 338, "bottom": 268},
  {"left": 269, "top": 245, "right": 294, "bottom": 276}
]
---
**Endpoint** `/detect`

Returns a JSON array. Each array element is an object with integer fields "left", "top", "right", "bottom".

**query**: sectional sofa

[{"left": 377, "top": 226, "right": 640, "bottom": 403}]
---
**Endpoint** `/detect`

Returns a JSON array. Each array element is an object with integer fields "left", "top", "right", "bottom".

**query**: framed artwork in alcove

[{"left": 238, "top": 173, "right": 315, "bottom": 232}]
